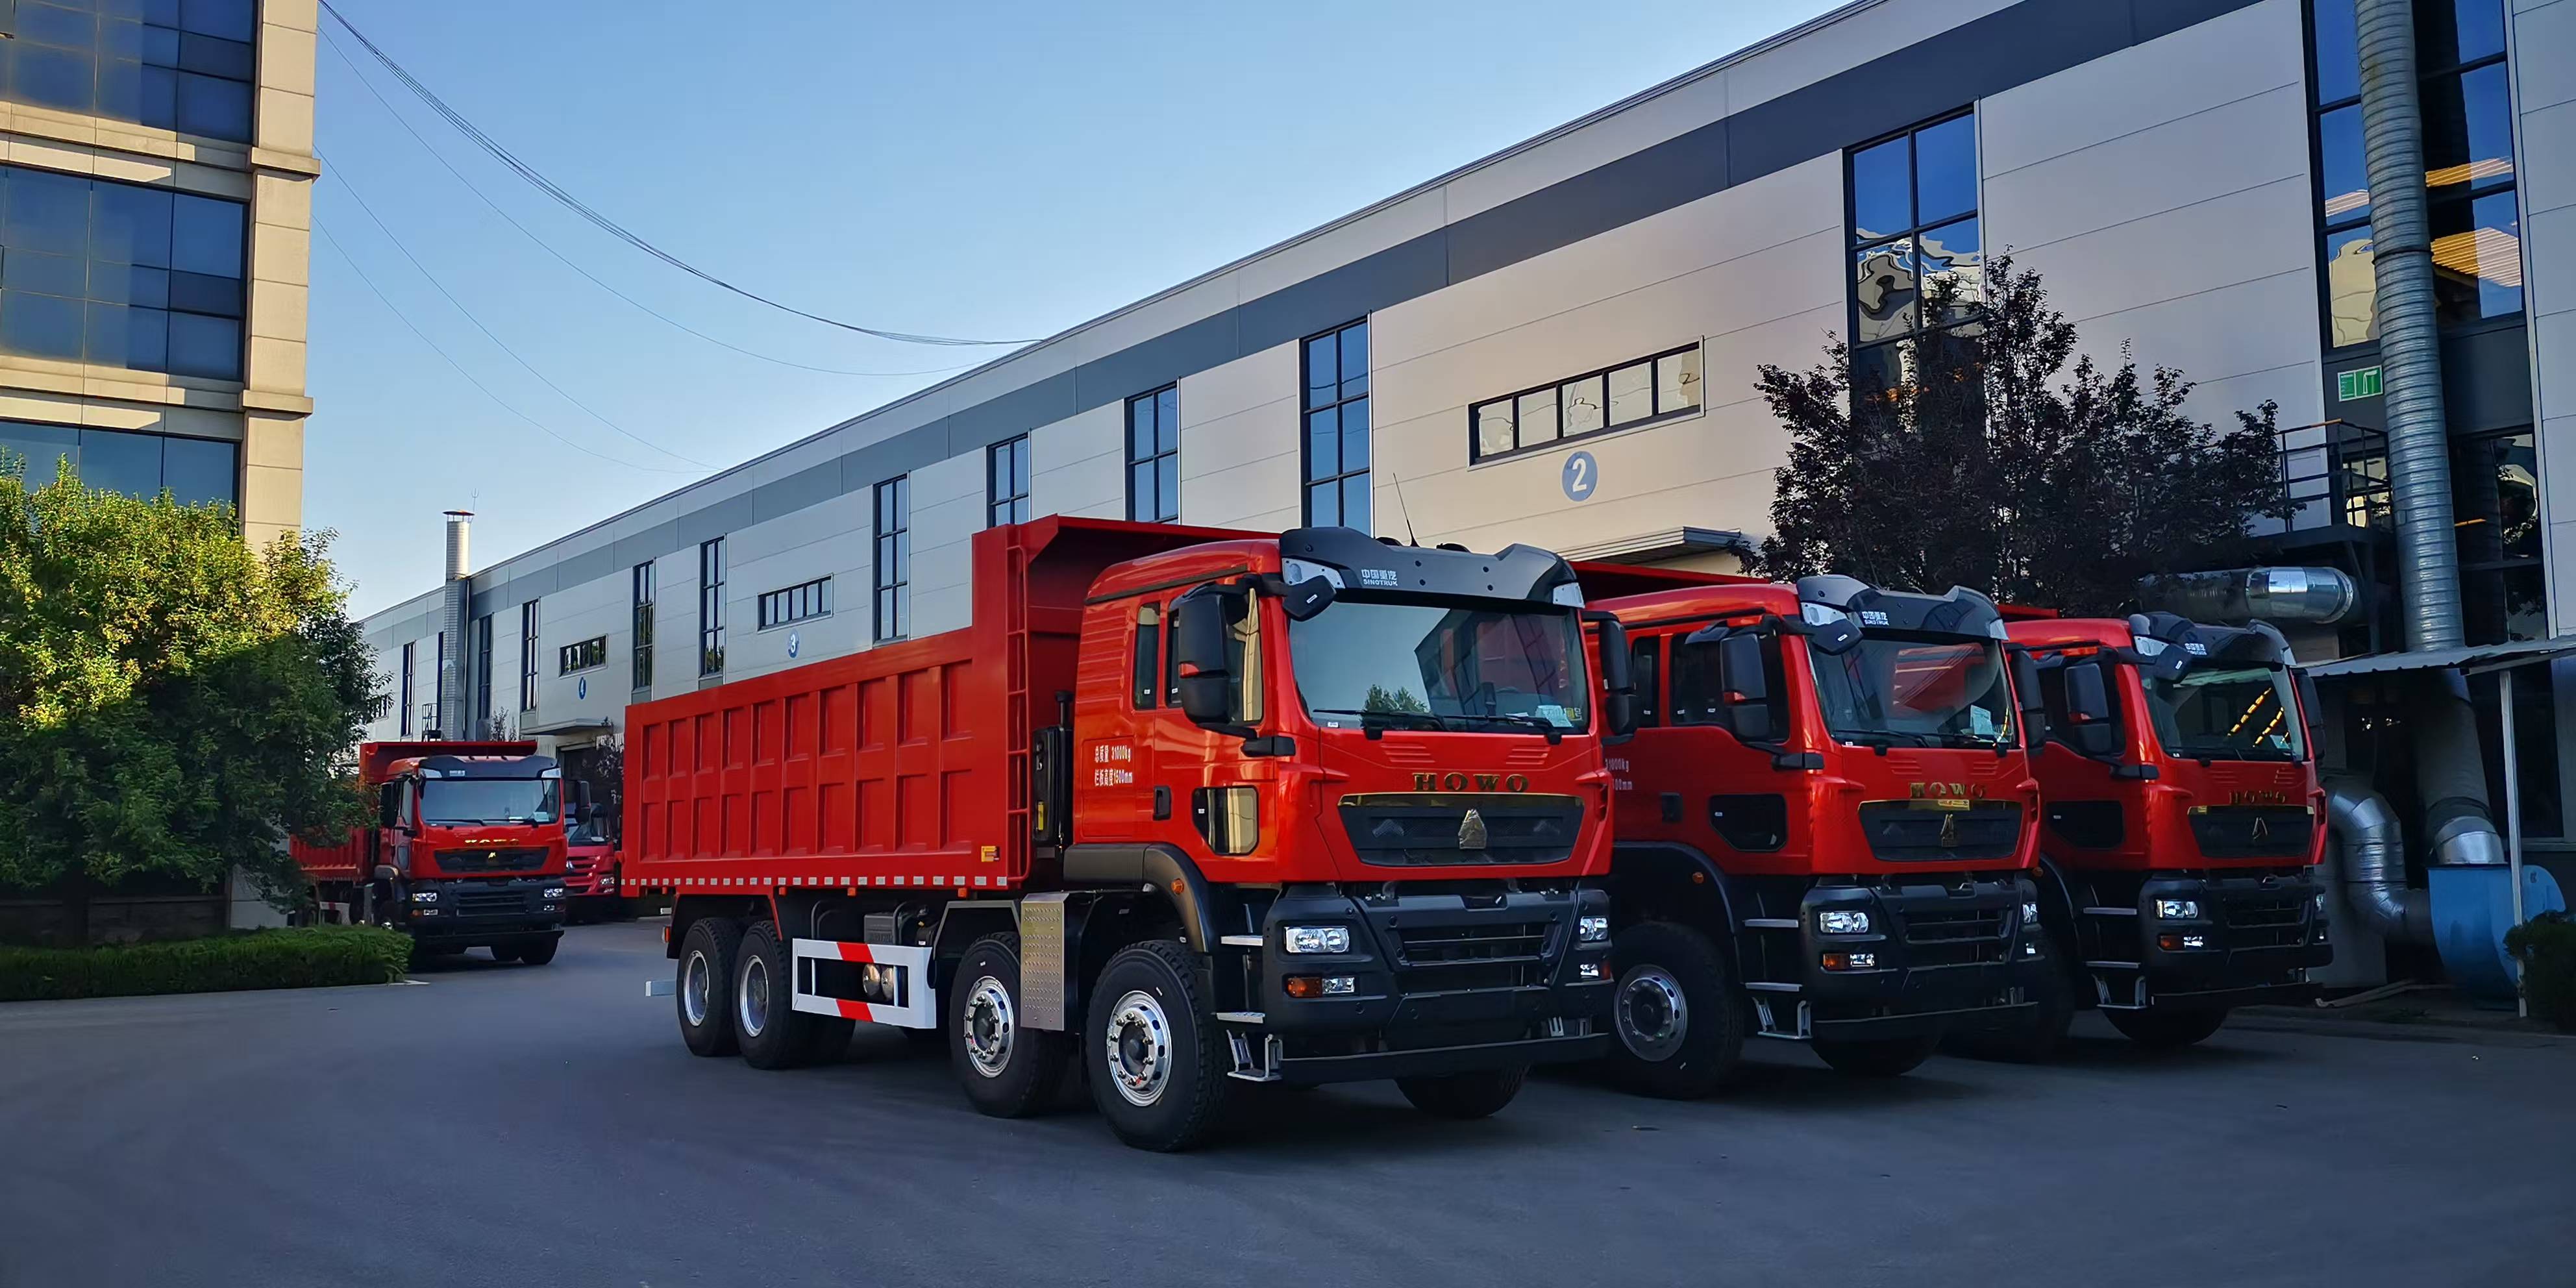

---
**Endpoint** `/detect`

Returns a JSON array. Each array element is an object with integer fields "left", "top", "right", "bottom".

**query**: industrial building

[
  {"left": 0, "top": 0, "right": 317, "bottom": 549},
  {"left": 358, "top": 0, "right": 2574, "bottom": 975}
]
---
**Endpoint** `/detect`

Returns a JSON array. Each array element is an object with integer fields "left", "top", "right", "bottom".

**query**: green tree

[
  {"left": 1755, "top": 258, "right": 2292, "bottom": 615},
  {"left": 0, "top": 457, "right": 383, "bottom": 936},
  {"left": 1364, "top": 684, "right": 1430, "bottom": 714}
]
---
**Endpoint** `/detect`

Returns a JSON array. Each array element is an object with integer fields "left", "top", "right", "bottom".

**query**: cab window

[
  {"left": 1132, "top": 604, "right": 1161, "bottom": 709},
  {"left": 1629, "top": 635, "right": 1663, "bottom": 727}
]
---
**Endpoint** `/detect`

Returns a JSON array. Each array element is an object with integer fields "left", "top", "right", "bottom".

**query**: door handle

[{"left": 1153, "top": 786, "right": 1172, "bottom": 821}]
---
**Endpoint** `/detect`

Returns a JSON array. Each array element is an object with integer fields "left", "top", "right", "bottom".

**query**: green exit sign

[{"left": 2337, "top": 365, "right": 2383, "bottom": 402}]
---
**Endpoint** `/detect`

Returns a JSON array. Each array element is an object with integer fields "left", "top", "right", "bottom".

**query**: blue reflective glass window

[
  {"left": 0, "top": 420, "right": 79, "bottom": 483},
  {"left": 2312, "top": 0, "right": 2359, "bottom": 103},
  {"left": 1306, "top": 406, "right": 1338, "bottom": 476},
  {"left": 2420, "top": 0, "right": 2505, "bottom": 68},
  {"left": 1340, "top": 476, "right": 1368, "bottom": 533},
  {"left": 175, "top": 32, "right": 253, "bottom": 80},
  {"left": 172, "top": 71, "right": 251, "bottom": 142},
  {"left": 12, "top": 43, "right": 95, "bottom": 114},
  {"left": 177, "top": 0, "right": 254, "bottom": 42},
  {"left": 6, "top": 167, "right": 92, "bottom": 256},
  {"left": 164, "top": 310, "right": 238, "bottom": 378},
  {"left": 1337, "top": 323, "right": 1368, "bottom": 401},
  {"left": 1304, "top": 333, "right": 1337, "bottom": 408},
  {"left": 86, "top": 301, "right": 168, "bottom": 369},
  {"left": 1913, "top": 115, "right": 1977, "bottom": 226},
  {"left": 4, "top": 249, "right": 89, "bottom": 298},
  {"left": 1339, "top": 395, "right": 1369, "bottom": 472},
  {"left": 169, "top": 192, "right": 243, "bottom": 278},
  {"left": 20, "top": 4, "right": 101, "bottom": 48},
  {"left": 1307, "top": 481, "right": 1339, "bottom": 527},
  {"left": 1154, "top": 386, "right": 1178, "bottom": 454},
  {"left": 143, "top": 0, "right": 183, "bottom": 28},
  {"left": 0, "top": 290, "right": 86, "bottom": 360},
  {"left": 160, "top": 434, "right": 237, "bottom": 506},
  {"left": 2318, "top": 105, "right": 2368, "bottom": 225},
  {"left": 1849, "top": 136, "right": 1911, "bottom": 242},
  {"left": 2423, "top": 63, "right": 2515, "bottom": 193},
  {"left": 167, "top": 269, "right": 241, "bottom": 317},
  {"left": 80, "top": 427, "right": 164, "bottom": 497}
]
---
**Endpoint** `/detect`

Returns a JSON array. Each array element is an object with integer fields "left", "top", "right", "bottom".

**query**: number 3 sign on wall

[{"left": 1561, "top": 451, "right": 1599, "bottom": 502}]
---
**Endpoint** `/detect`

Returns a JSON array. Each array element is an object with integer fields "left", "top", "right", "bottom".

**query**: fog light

[
  {"left": 1284, "top": 976, "right": 1324, "bottom": 998},
  {"left": 2021, "top": 900, "right": 2041, "bottom": 924},
  {"left": 410, "top": 889, "right": 438, "bottom": 904},
  {"left": 1821, "top": 951, "right": 1877, "bottom": 971},
  {"left": 2184, "top": 934, "right": 2207, "bottom": 950},
  {"left": 2155, "top": 899, "right": 2200, "bottom": 920},
  {"left": 1283, "top": 925, "right": 1350, "bottom": 954},
  {"left": 1578, "top": 961, "right": 1603, "bottom": 980},
  {"left": 1578, "top": 915, "right": 1610, "bottom": 943},
  {"left": 413, "top": 907, "right": 438, "bottom": 917},
  {"left": 2158, "top": 933, "right": 2212, "bottom": 951},
  {"left": 2022, "top": 941, "right": 2040, "bottom": 957},
  {"left": 545, "top": 887, "right": 567, "bottom": 900},
  {"left": 1816, "top": 910, "right": 1871, "bottom": 935},
  {"left": 1322, "top": 976, "right": 1356, "bottom": 996}
]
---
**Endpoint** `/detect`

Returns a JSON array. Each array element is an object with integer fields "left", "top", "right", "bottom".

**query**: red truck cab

[
  {"left": 1581, "top": 571, "right": 2052, "bottom": 1091},
  {"left": 292, "top": 740, "right": 575, "bottom": 964},
  {"left": 562, "top": 816, "right": 621, "bottom": 921},
  {"left": 1984, "top": 612, "right": 2331, "bottom": 1053},
  {"left": 628, "top": 520, "right": 1620, "bottom": 1150}
]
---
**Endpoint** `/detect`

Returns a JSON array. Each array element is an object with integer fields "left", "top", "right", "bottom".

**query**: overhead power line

[
  {"left": 316, "top": 29, "right": 977, "bottom": 382},
  {"left": 319, "top": 0, "right": 1039, "bottom": 349},
  {"left": 319, "top": 151, "right": 713, "bottom": 470},
  {"left": 313, "top": 220, "right": 703, "bottom": 477}
]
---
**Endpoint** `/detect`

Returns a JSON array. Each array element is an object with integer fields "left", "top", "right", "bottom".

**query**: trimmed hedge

[
  {"left": 2506, "top": 911, "right": 2576, "bottom": 1033},
  {"left": 0, "top": 925, "right": 413, "bottom": 1002}
]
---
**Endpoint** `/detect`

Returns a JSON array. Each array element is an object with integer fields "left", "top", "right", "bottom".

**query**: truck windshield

[
  {"left": 420, "top": 778, "right": 561, "bottom": 826},
  {"left": 1289, "top": 599, "right": 1591, "bottom": 731},
  {"left": 2142, "top": 665, "right": 2305, "bottom": 762},
  {"left": 1807, "top": 632, "right": 2014, "bottom": 749}
]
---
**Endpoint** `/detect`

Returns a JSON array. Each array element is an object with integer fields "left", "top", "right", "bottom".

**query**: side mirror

[
  {"left": 2011, "top": 650, "right": 2049, "bottom": 748},
  {"left": 570, "top": 779, "right": 593, "bottom": 823},
  {"left": 378, "top": 783, "right": 402, "bottom": 830},
  {"left": 1716, "top": 632, "right": 1776, "bottom": 743},
  {"left": 1593, "top": 616, "right": 1637, "bottom": 738},
  {"left": 2062, "top": 658, "right": 2111, "bottom": 725},
  {"left": 1173, "top": 583, "right": 1248, "bottom": 728}
]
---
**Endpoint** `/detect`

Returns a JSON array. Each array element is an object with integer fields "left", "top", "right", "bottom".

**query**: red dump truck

[
  {"left": 1576, "top": 569, "right": 2053, "bottom": 1093},
  {"left": 292, "top": 739, "right": 575, "bottom": 963},
  {"left": 623, "top": 518, "right": 1627, "bottom": 1150},
  {"left": 1965, "top": 612, "right": 2332, "bottom": 1056}
]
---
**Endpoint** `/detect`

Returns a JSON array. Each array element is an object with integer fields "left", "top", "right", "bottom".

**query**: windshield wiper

[
  {"left": 1311, "top": 707, "right": 1451, "bottom": 732},
  {"left": 1463, "top": 712, "right": 1569, "bottom": 742},
  {"left": 1833, "top": 730, "right": 1928, "bottom": 750}
]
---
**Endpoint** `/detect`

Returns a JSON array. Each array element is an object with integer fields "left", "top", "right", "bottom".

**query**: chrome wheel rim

[
  {"left": 1104, "top": 989, "right": 1172, "bottom": 1108},
  {"left": 963, "top": 975, "right": 1016, "bottom": 1078},
  {"left": 1616, "top": 965, "right": 1689, "bottom": 1062},
  {"left": 738, "top": 954, "right": 771, "bottom": 1038},
  {"left": 682, "top": 950, "right": 712, "bottom": 1028}
]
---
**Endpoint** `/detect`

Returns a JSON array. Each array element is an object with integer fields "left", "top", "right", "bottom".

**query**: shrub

[
  {"left": 0, "top": 924, "right": 412, "bottom": 1002},
  {"left": 2505, "top": 910, "right": 2576, "bottom": 1032}
]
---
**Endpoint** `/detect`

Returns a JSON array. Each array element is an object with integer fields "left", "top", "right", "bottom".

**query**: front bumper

[
  {"left": 1247, "top": 883, "right": 1614, "bottom": 1084},
  {"left": 402, "top": 876, "right": 567, "bottom": 944},
  {"left": 562, "top": 864, "right": 618, "bottom": 898},
  {"left": 1796, "top": 876, "right": 2048, "bottom": 1039},
  {"left": 2117, "top": 871, "right": 2332, "bottom": 1012}
]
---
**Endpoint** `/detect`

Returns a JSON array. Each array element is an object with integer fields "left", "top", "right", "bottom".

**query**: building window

[
  {"left": 1126, "top": 386, "right": 1178, "bottom": 523},
  {"left": 432, "top": 631, "right": 447, "bottom": 732},
  {"left": 698, "top": 538, "right": 725, "bottom": 676},
  {"left": 1471, "top": 343, "right": 1703, "bottom": 462},
  {"left": 558, "top": 636, "right": 607, "bottom": 675},
  {"left": 631, "top": 562, "right": 655, "bottom": 693},
  {"left": 2309, "top": 0, "right": 2519, "bottom": 349},
  {"left": 519, "top": 601, "right": 541, "bottom": 712},
  {"left": 1846, "top": 110, "right": 1981, "bottom": 395},
  {"left": 397, "top": 641, "right": 414, "bottom": 736},
  {"left": 1302, "top": 319, "right": 1370, "bottom": 528},
  {"left": 473, "top": 613, "right": 493, "bottom": 724},
  {"left": 759, "top": 576, "right": 831, "bottom": 630},
  {"left": 874, "top": 476, "right": 910, "bottom": 641},
  {"left": 0, "top": 166, "right": 246, "bottom": 380},
  {"left": 0, "top": 0, "right": 256, "bottom": 142},
  {"left": 0, "top": 419, "right": 237, "bottom": 504},
  {"left": 2454, "top": 427, "right": 2541, "bottom": 643},
  {"left": 989, "top": 434, "right": 1032, "bottom": 527}
]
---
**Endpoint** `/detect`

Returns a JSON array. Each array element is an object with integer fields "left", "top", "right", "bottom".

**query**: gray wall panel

[
  {"left": 675, "top": 492, "right": 753, "bottom": 548},
  {"left": 1237, "top": 232, "right": 1450, "bottom": 354},
  {"left": 613, "top": 523, "right": 679, "bottom": 573},
  {"left": 1075, "top": 310, "right": 1243, "bottom": 411},
  {"left": 754, "top": 462, "right": 841, "bottom": 525},
  {"left": 555, "top": 544, "right": 620, "bottom": 594},
  {"left": 1450, "top": 125, "right": 1728, "bottom": 281},
  {"left": 947, "top": 370, "right": 1080, "bottom": 454}
]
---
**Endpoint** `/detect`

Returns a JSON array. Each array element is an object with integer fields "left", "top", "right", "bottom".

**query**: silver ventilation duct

[
  {"left": 2135, "top": 567, "right": 2359, "bottom": 625},
  {"left": 2325, "top": 780, "right": 2429, "bottom": 945},
  {"left": 2410, "top": 670, "right": 2506, "bottom": 867},
  {"left": 2356, "top": 0, "right": 2464, "bottom": 650},
  {"left": 438, "top": 510, "right": 473, "bottom": 738}
]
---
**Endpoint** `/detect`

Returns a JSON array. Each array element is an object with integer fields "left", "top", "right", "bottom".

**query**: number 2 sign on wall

[{"left": 1561, "top": 451, "right": 1599, "bottom": 503}]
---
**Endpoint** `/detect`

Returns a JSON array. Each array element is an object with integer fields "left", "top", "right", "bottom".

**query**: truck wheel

[
  {"left": 489, "top": 943, "right": 522, "bottom": 963},
  {"left": 1396, "top": 1067, "right": 1527, "bottom": 1119},
  {"left": 1812, "top": 1034, "right": 1940, "bottom": 1078},
  {"left": 2105, "top": 1006, "right": 2230, "bottom": 1050},
  {"left": 736, "top": 921, "right": 824, "bottom": 1070},
  {"left": 677, "top": 917, "right": 744, "bottom": 1057},
  {"left": 1607, "top": 921, "right": 1745, "bottom": 1098},
  {"left": 1944, "top": 960, "right": 2077, "bottom": 1063},
  {"left": 950, "top": 933, "right": 1070, "bottom": 1118},
  {"left": 515, "top": 935, "right": 560, "bottom": 967},
  {"left": 1085, "top": 939, "right": 1230, "bottom": 1152}
]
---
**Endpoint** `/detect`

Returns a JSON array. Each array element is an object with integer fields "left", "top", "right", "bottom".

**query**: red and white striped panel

[{"left": 789, "top": 938, "right": 935, "bottom": 1028}]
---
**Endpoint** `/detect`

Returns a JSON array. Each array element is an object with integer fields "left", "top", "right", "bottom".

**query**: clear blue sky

[{"left": 311, "top": 0, "right": 1840, "bottom": 615}]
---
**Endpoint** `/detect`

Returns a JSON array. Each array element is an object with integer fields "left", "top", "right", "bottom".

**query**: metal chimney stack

[{"left": 438, "top": 510, "right": 473, "bottom": 737}]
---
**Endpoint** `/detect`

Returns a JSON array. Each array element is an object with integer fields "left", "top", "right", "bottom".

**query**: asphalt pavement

[{"left": 4, "top": 920, "right": 2571, "bottom": 1288}]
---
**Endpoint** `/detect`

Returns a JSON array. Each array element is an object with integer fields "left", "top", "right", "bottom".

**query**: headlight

[
  {"left": 1816, "top": 910, "right": 1870, "bottom": 935},
  {"left": 410, "top": 890, "right": 438, "bottom": 903},
  {"left": 545, "top": 887, "right": 567, "bottom": 900},
  {"left": 1283, "top": 925, "right": 1350, "bottom": 954},
  {"left": 2022, "top": 900, "right": 2042, "bottom": 924},
  {"left": 1578, "top": 915, "right": 1610, "bottom": 943},
  {"left": 2155, "top": 898, "right": 2200, "bottom": 919}
]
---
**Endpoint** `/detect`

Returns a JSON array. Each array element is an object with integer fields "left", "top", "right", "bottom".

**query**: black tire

[
  {"left": 950, "top": 933, "right": 1071, "bottom": 1119},
  {"left": 676, "top": 916, "right": 743, "bottom": 1058},
  {"left": 1605, "top": 921, "right": 1747, "bottom": 1098},
  {"left": 488, "top": 943, "right": 521, "bottom": 963},
  {"left": 515, "top": 935, "right": 560, "bottom": 967},
  {"left": 1085, "top": 939, "right": 1230, "bottom": 1152},
  {"left": 1396, "top": 1067, "right": 1527, "bottom": 1120},
  {"left": 736, "top": 921, "right": 823, "bottom": 1070},
  {"left": 1812, "top": 1034, "right": 1940, "bottom": 1077},
  {"left": 2105, "top": 1006, "right": 2230, "bottom": 1050},
  {"left": 1944, "top": 959, "right": 2078, "bottom": 1063}
]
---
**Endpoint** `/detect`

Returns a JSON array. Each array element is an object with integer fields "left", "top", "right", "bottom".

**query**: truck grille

[
  {"left": 1901, "top": 906, "right": 2009, "bottom": 967},
  {"left": 450, "top": 887, "right": 536, "bottom": 916},
  {"left": 1393, "top": 921, "right": 1550, "bottom": 990},
  {"left": 2222, "top": 892, "right": 2310, "bottom": 948},
  {"left": 1857, "top": 802, "right": 2024, "bottom": 863},
  {"left": 434, "top": 847, "right": 548, "bottom": 873},
  {"left": 2188, "top": 806, "right": 2315, "bottom": 860},
  {"left": 1338, "top": 795, "right": 1582, "bottom": 867}
]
